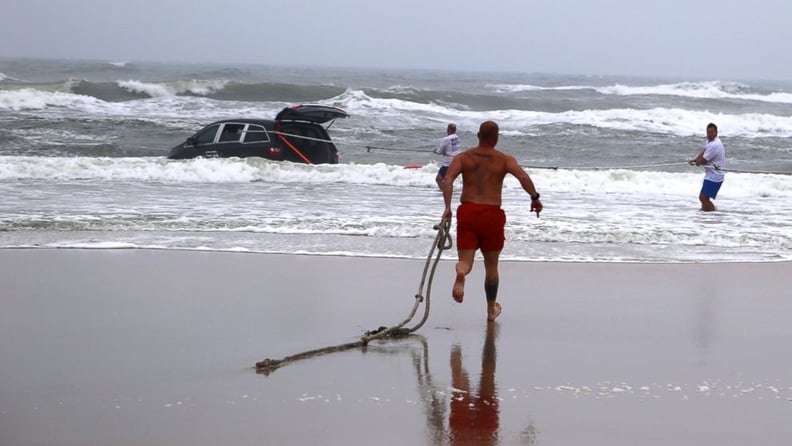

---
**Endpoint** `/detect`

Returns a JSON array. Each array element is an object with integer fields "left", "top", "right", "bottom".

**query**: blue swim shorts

[
  {"left": 701, "top": 179, "right": 723, "bottom": 199},
  {"left": 438, "top": 165, "right": 449, "bottom": 178}
]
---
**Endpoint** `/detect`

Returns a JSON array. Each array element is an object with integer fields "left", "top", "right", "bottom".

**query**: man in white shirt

[
  {"left": 689, "top": 123, "right": 726, "bottom": 211},
  {"left": 434, "top": 123, "right": 461, "bottom": 189}
]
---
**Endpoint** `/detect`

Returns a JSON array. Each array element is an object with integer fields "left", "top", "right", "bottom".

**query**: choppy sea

[{"left": 1, "top": 58, "right": 791, "bottom": 262}]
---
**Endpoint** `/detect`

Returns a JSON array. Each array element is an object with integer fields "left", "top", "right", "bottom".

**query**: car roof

[{"left": 204, "top": 119, "right": 274, "bottom": 127}]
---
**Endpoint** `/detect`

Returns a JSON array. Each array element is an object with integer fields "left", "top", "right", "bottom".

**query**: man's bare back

[{"left": 454, "top": 147, "right": 524, "bottom": 207}]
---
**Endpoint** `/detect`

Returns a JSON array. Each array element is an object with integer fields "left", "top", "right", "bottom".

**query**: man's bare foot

[
  {"left": 487, "top": 302, "right": 502, "bottom": 322},
  {"left": 452, "top": 271, "right": 465, "bottom": 303}
]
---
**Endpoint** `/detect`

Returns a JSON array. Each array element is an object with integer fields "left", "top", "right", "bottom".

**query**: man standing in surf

[
  {"left": 689, "top": 123, "right": 726, "bottom": 212},
  {"left": 441, "top": 121, "right": 543, "bottom": 321},
  {"left": 434, "top": 123, "right": 462, "bottom": 189}
]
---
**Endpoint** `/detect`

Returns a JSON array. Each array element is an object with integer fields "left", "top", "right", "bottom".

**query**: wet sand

[{"left": 1, "top": 249, "right": 791, "bottom": 445}]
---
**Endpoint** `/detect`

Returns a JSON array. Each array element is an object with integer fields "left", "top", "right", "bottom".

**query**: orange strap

[{"left": 277, "top": 133, "right": 312, "bottom": 164}]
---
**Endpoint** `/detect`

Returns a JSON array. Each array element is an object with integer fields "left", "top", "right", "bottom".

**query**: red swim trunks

[{"left": 456, "top": 202, "right": 506, "bottom": 252}]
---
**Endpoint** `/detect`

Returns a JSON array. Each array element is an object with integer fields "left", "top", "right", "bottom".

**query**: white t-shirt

[
  {"left": 703, "top": 137, "right": 726, "bottom": 182},
  {"left": 435, "top": 134, "right": 461, "bottom": 166}
]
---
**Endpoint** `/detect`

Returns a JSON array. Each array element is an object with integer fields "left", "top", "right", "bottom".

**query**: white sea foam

[
  {"left": 117, "top": 79, "right": 228, "bottom": 97},
  {"left": 1, "top": 156, "right": 790, "bottom": 199},
  {"left": 0, "top": 88, "right": 104, "bottom": 112},
  {"left": 0, "top": 88, "right": 266, "bottom": 126},
  {"left": 117, "top": 80, "right": 175, "bottom": 98},
  {"left": 0, "top": 72, "right": 24, "bottom": 82},
  {"left": 330, "top": 89, "right": 792, "bottom": 138},
  {"left": 7, "top": 154, "right": 791, "bottom": 262},
  {"left": 332, "top": 88, "right": 446, "bottom": 126},
  {"left": 4, "top": 86, "right": 792, "bottom": 138},
  {"left": 489, "top": 83, "right": 594, "bottom": 92},
  {"left": 490, "top": 80, "right": 792, "bottom": 104},
  {"left": 597, "top": 81, "right": 792, "bottom": 104},
  {"left": 0, "top": 156, "right": 440, "bottom": 186}
]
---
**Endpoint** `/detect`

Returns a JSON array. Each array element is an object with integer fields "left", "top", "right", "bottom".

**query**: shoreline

[{"left": 2, "top": 245, "right": 791, "bottom": 265}]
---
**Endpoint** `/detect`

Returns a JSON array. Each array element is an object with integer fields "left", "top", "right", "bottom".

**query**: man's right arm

[{"left": 690, "top": 149, "right": 706, "bottom": 165}]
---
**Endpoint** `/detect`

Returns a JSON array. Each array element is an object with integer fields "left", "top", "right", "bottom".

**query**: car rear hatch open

[{"left": 275, "top": 104, "right": 349, "bottom": 126}]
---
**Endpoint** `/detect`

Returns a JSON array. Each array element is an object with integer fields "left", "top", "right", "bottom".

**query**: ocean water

[{"left": 1, "top": 58, "right": 791, "bottom": 262}]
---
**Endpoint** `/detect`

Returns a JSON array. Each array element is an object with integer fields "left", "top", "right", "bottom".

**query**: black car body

[{"left": 167, "top": 105, "right": 349, "bottom": 164}]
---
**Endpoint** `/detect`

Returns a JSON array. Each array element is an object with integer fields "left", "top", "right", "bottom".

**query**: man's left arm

[
  {"left": 435, "top": 138, "right": 448, "bottom": 155},
  {"left": 507, "top": 157, "right": 543, "bottom": 216}
]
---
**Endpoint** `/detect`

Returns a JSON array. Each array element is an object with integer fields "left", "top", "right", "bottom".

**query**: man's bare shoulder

[
  {"left": 484, "top": 149, "right": 517, "bottom": 166},
  {"left": 458, "top": 147, "right": 484, "bottom": 161},
  {"left": 500, "top": 151, "right": 519, "bottom": 163}
]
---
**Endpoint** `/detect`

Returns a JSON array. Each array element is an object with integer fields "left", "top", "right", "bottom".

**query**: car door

[
  {"left": 213, "top": 123, "right": 246, "bottom": 157},
  {"left": 194, "top": 124, "right": 221, "bottom": 145},
  {"left": 179, "top": 123, "right": 222, "bottom": 158}
]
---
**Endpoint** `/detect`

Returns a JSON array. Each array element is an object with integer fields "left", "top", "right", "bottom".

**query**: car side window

[
  {"left": 243, "top": 124, "right": 270, "bottom": 143},
  {"left": 219, "top": 124, "right": 244, "bottom": 143},
  {"left": 194, "top": 124, "right": 220, "bottom": 145}
]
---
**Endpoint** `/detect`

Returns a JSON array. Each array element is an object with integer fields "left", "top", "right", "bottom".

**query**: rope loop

[{"left": 435, "top": 218, "right": 452, "bottom": 250}]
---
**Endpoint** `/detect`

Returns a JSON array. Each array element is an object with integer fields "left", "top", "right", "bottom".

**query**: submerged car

[{"left": 167, "top": 104, "right": 349, "bottom": 164}]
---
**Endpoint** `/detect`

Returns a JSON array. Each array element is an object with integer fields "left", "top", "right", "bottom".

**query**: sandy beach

[{"left": 1, "top": 249, "right": 791, "bottom": 445}]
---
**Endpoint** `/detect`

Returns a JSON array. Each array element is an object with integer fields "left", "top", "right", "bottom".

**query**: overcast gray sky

[{"left": 2, "top": 0, "right": 790, "bottom": 80}]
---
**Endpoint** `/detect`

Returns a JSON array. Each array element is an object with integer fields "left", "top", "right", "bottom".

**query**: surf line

[{"left": 255, "top": 218, "right": 453, "bottom": 375}]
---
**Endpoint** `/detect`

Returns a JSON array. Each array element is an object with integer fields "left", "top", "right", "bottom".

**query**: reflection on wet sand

[
  {"left": 411, "top": 324, "right": 505, "bottom": 445},
  {"left": 411, "top": 336, "right": 448, "bottom": 445},
  {"left": 449, "top": 323, "right": 500, "bottom": 445}
]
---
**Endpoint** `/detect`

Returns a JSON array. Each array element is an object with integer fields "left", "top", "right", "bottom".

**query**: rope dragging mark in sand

[{"left": 255, "top": 219, "right": 453, "bottom": 375}]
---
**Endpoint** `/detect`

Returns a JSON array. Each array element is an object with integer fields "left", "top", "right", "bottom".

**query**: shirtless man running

[{"left": 441, "top": 120, "right": 543, "bottom": 322}]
